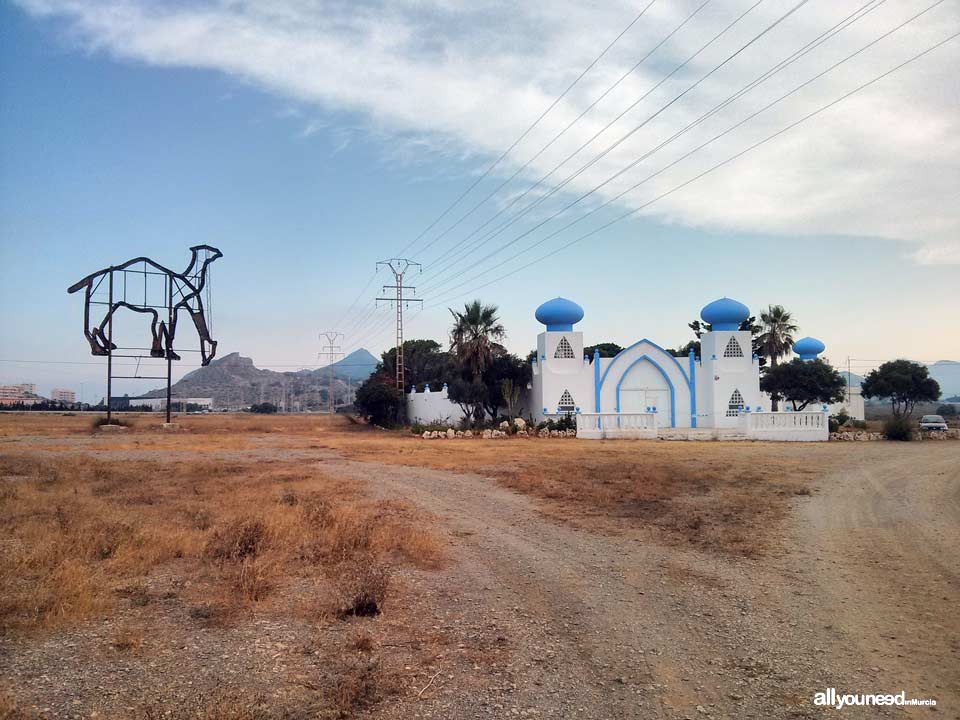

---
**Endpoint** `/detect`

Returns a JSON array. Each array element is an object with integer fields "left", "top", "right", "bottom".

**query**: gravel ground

[{"left": 2, "top": 440, "right": 956, "bottom": 719}]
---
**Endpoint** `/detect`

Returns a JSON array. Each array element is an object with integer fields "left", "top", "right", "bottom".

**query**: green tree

[
  {"left": 756, "top": 305, "right": 798, "bottom": 409},
  {"left": 757, "top": 305, "right": 798, "bottom": 367},
  {"left": 584, "top": 342, "right": 624, "bottom": 358},
  {"left": 379, "top": 339, "right": 454, "bottom": 390},
  {"left": 354, "top": 376, "right": 402, "bottom": 427},
  {"left": 449, "top": 300, "right": 506, "bottom": 379},
  {"left": 759, "top": 358, "right": 845, "bottom": 411},
  {"left": 501, "top": 378, "right": 521, "bottom": 419},
  {"left": 936, "top": 404, "right": 957, "bottom": 417},
  {"left": 861, "top": 360, "right": 940, "bottom": 418}
]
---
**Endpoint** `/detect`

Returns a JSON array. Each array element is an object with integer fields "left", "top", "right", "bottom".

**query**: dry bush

[
  {"left": 110, "top": 623, "right": 146, "bottom": 653},
  {"left": 232, "top": 558, "right": 276, "bottom": 602},
  {"left": 328, "top": 657, "right": 399, "bottom": 718},
  {"left": 136, "top": 691, "right": 316, "bottom": 720},
  {"left": 332, "top": 559, "right": 390, "bottom": 618},
  {"left": 205, "top": 518, "right": 268, "bottom": 562},
  {"left": 0, "top": 691, "right": 35, "bottom": 720}
]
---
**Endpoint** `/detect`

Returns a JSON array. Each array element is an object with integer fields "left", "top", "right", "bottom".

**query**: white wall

[
  {"left": 406, "top": 386, "right": 466, "bottom": 425},
  {"left": 699, "top": 330, "right": 761, "bottom": 428}
]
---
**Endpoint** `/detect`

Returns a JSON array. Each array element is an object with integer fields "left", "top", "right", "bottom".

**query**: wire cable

[
  {"left": 423, "top": 28, "right": 959, "bottom": 309},
  {"left": 395, "top": 1, "right": 660, "bottom": 258},
  {"left": 418, "top": 0, "right": 789, "bottom": 291},
  {"left": 427, "top": 0, "right": 919, "bottom": 300}
]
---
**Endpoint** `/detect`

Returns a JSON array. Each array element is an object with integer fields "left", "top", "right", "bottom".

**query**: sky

[{"left": 1, "top": 0, "right": 958, "bottom": 401}]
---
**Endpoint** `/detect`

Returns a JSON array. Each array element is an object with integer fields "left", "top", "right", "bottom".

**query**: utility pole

[
  {"left": 319, "top": 331, "right": 344, "bottom": 414},
  {"left": 376, "top": 259, "right": 423, "bottom": 421}
]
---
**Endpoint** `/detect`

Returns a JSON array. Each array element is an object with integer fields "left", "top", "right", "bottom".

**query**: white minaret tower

[
  {"left": 697, "top": 297, "right": 762, "bottom": 428},
  {"left": 530, "top": 297, "right": 592, "bottom": 421}
]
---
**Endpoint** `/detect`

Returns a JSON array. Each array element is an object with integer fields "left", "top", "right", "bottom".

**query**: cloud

[{"left": 15, "top": 0, "right": 960, "bottom": 264}]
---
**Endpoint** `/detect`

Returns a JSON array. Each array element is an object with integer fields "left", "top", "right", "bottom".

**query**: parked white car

[{"left": 918, "top": 414, "right": 948, "bottom": 431}]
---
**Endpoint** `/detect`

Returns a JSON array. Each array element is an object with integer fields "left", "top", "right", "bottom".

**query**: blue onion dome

[
  {"left": 793, "top": 336, "right": 825, "bottom": 361},
  {"left": 700, "top": 297, "right": 750, "bottom": 331},
  {"left": 535, "top": 297, "right": 584, "bottom": 331}
]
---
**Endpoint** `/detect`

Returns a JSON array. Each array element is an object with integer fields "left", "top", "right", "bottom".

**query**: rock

[
  {"left": 422, "top": 431, "right": 430, "bottom": 439},
  {"left": 455, "top": 430, "right": 464, "bottom": 438},
  {"left": 446, "top": 428, "right": 456, "bottom": 439},
  {"left": 514, "top": 417, "right": 526, "bottom": 430},
  {"left": 500, "top": 421, "right": 510, "bottom": 431},
  {"left": 464, "top": 430, "right": 473, "bottom": 438},
  {"left": 482, "top": 429, "right": 493, "bottom": 439},
  {"left": 539, "top": 428, "right": 549, "bottom": 438}
]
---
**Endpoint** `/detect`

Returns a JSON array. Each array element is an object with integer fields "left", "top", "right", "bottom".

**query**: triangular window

[
  {"left": 726, "top": 389, "right": 745, "bottom": 417},
  {"left": 554, "top": 336, "right": 576, "bottom": 359},
  {"left": 558, "top": 389, "right": 576, "bottom": 414},
  {"left": 723, "top": 336, "right": 744, "bottom": 358}
]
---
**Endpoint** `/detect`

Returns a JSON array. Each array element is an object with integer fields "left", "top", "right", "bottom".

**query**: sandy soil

[{"left": 1, "top": 417, "right": 957, "bottom": 719}]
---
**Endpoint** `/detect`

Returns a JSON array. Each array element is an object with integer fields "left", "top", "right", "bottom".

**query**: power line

[
  {"left": 413, "top": 0, "right": 694, "bottom": 261},
  {"left": 422, "top": 28, "right": 960, "bottom": 310},
  {"left": 396, "top": 0, "right": 660, "bottom": 259},
  {"left": 416, "top": 0, "right": 785, "bottom": 291},
  {"left": 426, "top": 0, "right": 937, "bottom": 303}
]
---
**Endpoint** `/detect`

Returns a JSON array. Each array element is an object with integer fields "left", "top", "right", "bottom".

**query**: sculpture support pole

[
  {"left": 107, "top": 272, "right": 114, "bottom": 424},
  {"left": 166, "top": 274, "right": 173, "bottom": 424}
]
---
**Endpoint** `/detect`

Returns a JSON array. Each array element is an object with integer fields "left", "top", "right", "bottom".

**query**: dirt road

[{"left": 335, "top": 442, "right": 958, "bottom": 719}]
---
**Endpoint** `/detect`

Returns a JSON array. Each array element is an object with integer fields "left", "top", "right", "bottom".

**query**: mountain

[
  {"left": 138, "top": 349, "right": 377, "bottom": 409},
  {"left": 928, "top": 360, "right": 960, "bottom": 398},
  {"left": 329, "top": 349, "right": 379, "bottom": 381}
]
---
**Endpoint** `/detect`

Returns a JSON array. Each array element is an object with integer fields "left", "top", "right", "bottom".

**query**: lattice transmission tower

[
  {"left": 319, "top": 330, "right": 344, "bottom": 414},
  {"left": 375, "top": 259, "right": 422, "bottom": 399}
]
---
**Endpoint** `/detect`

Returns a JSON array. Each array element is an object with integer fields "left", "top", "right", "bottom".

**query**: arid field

[{"left": 1, "top": 413, "right": 957, "bottom": 719}]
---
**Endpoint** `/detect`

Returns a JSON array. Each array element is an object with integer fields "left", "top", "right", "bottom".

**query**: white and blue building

[
  {"left": 407, "top": 295, "right": 836, "bottom": 440},
  {"left": 530, "top": 296, "right": 768, "bottom": 429}
]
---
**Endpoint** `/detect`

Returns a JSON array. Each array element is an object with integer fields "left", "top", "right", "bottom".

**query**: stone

[
  {"left": 160, "top": 423, "right": 181, "bottom": 431},
  {"left": 514, "top": 417, "right": 526, "bottom": 430},
  {"left": 499, "top": 421, "right": 510, "bottom": 431},
  {"left": 455, "top": 430, "right": 464, "bottom": 438},
  {"left": 422, "top": 431, "right": 430, "bottom": 439},
  {"left": 464, "top": 430, "right": 473, "bottom": 438},
  {"left": 482, "top": 429, "right": 493, "bottom": 439},
  {"left": 98, "top": 423, "right": 129, "bottom": 433},
  {"left": 446, "top": 428, "right": 456, "bottom": 439}
]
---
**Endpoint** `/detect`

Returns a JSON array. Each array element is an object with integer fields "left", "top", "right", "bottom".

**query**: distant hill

[
  {"left": 138, "top": 349, "right": 378, "bottom": 409},
  {"left": 928, "top": 360, "right": 960, "bottom": 398},
  {"left": 329, "top": 349, "right": 379, "bottom": 381}
]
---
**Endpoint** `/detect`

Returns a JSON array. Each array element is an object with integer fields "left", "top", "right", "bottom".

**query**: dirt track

[{"left": 342, "top": 442, "right": 959, "bottom": 719}]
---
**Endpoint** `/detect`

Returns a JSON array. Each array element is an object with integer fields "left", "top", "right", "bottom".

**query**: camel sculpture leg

[
  {"left": 188, "top": 297, "right": 216, "bottom": 365},
  {"left": 95, "top": 303, "right": 162, "bottom": 356},
  {"left": 80, "top": 283, "right": 110, "bottom": 356}
]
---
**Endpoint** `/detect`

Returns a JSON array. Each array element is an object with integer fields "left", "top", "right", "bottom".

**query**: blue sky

[{"left": 1, "top": 0, "right": 958, "bottom": 401}]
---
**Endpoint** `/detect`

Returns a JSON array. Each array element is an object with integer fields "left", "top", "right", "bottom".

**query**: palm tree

[
  {"left": 757, "top": 304, "right": 798, "bottom": 410},
  {"left": 449, "top": 300, "right": 506, "bottom": 379}
]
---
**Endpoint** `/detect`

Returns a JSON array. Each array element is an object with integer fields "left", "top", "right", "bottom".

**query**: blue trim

[
  {"left": 599, "top": 338, "right": 689, "bottom": 389},
  {"left": 546, "top": 323, "right": 573, "bottom": 332},
  {"left": 597, "top": 339, "right": 690, "bottom": 429},
  {"left": 613, "top": 355, "right": 677, "bottom": 427},
  {"left": 593, "top": 349, "right": 601, "bottom": 412},
  {"left": 688, "top": 350, "right": 697, "bottom": 429}
]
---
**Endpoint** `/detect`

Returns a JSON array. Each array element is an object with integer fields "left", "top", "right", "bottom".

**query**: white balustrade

[
  {"left": 741, "top": 411, "right": 828, "bottom": 441},
  {"left": 576, "top": 412, "right": 657, "bottom": 440}
]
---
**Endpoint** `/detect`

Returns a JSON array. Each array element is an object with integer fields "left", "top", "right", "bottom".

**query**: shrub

[
  {"left": 832, "top": 410, "right": 851, "bottom": 426},
  {"left": 248, "top": 403, "right": 278, "bottom": 414},
  {"left": 205, "top": 518, "right": 268, "bottom": 561},
  {"left": 90, "top": 416, "right": 133, "bottom": 430},
  {"left": 828, "top": 418, "right": 840, "bottom": 433},
  {"left": 883, "top": 416, "right": 913, "bottom": 441}
]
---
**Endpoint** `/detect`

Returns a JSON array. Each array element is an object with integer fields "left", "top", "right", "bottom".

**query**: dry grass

[
  {"left": 317, "top": 425, "right": 837, "bottom": 556},
  {"left": 0, "top": 443, "right": 444, "bottom": 635}
]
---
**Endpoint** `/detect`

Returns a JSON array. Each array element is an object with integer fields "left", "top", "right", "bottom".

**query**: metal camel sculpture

[{"left": 68, "top": 245, "right": 223, "bottom": 366}]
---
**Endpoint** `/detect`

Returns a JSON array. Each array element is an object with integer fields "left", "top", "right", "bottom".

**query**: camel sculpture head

[{"left": 185, "top": 245, "right": 223, "bottom": 278}]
